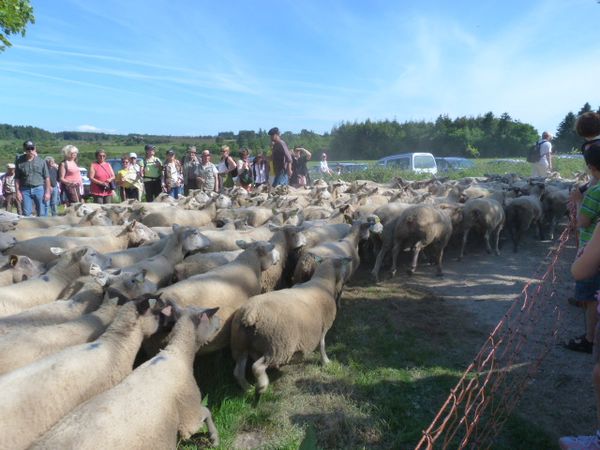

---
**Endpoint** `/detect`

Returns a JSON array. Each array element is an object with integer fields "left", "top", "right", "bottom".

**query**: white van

[{"left": 377, "top": 152, "right": 437, "bottom": 175}]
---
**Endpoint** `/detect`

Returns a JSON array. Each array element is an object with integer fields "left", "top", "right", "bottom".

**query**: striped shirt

[{"left": 579, "top": 183, "right": 600, "bottom": 246}]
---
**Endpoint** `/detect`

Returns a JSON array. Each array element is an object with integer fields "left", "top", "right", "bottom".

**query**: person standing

[
  {"left": 116, "top": 156, "right": 141, "bottom": 201},
  {"left": 252, "top": 152, "right": 269, "bottom": 188},
  {"left": 44, "top": 157, "right": 60, "bottom": 215},
  {"left": 141, "top": 144, "right": 163, "bottom": 202},
  {"left": 1, "top": 163, "right": 22, "bottom": 215},
  {"left": 319, "top": 152, "right": 333, "bottom": 176},
  {"left": 89, "top": 149, "right": 116, "bottom": 204},
  {"left": 14, "top": 140, "right": 51, "bottom": 216},
  {"left": 162, "top": 149, "right": 183, "bottom": 199},
  {"left": 268, "top": 127, "right": 292, "bottom": 186},
  {"left": 198, "top": 149, "right": 219, "bottom": 193},
  {"left": 217, "top": 145, "right": 237, "bottom": 190},
  {"left": 237, "top": 148, "right": 253, "bottom": 191},
  {"left": 290, "top": 146, "right": 312, "bottom": 187},
  {"left": 182, "top": 146, "right": 201, "bottom": 195},
  {"left": 58, "top": 144, "right": 83, "bottom": 207},
  {"left": 531, "top": 131, "right": 553, "bottom": 178}
]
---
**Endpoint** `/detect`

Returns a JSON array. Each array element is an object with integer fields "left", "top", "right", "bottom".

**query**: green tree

[
  {"left": 0, "top": 0, "right": 35, "bottom": 52},
  {"left": 553, "top": 111, "right": 578, "bottom": 152}
]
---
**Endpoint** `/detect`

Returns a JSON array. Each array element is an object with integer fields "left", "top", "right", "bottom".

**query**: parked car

[
  {"left": 554, "top": 154, "right": 584, "bottom": 160},
  {"left": 331, "top": 162, "right": 369, "bottom": 174},
  {"left": 435, "top": 157, "right": 475, "bottom": 172},
  {"left": 79, "top": 168, "right": 91, "bottom": 198},
  {"left": 377, "top": 152, "right": 437, "bottom": 175}
]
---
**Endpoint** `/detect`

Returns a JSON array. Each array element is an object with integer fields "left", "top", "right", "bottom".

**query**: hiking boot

[
  {"left": 559, "top": 434, "right": 600, "bottom": 449},
  {"left": 565, "top": 335, "right": 594, "bottom": 354}
]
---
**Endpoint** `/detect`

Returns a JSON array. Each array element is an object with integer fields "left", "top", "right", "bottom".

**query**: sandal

[{"left": 565, "top": 335, "right": 593, "bottom": 354}]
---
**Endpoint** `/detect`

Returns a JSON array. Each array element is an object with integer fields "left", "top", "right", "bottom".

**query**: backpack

[{"left": 527, "top": 141, "right": 542, "bottom": 163}]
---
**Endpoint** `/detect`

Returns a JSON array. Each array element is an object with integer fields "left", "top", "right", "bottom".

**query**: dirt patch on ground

[{"left": 365, "top": 231, "right": 594, "bottom": 443}]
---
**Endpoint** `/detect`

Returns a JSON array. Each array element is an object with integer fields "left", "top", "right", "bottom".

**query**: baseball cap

[
  {"left": 144, "top": 144, "right": 156, "bottom": 151},
  {"left": 23, "top": 140, "right": 35, "bottom": 149},
  {"left": 129, "top": 152, "right": 137, "bottom": 158},
  {"left": 166, "top": 149, "right": 175, "bottom": 155},
  {"left": 6, "top": 163, "right": 15, "bottom": 169}
]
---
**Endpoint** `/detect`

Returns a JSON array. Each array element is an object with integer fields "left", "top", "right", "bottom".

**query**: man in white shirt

[{"left": 531, "top": 131, "right": 553, "bottom": 177}]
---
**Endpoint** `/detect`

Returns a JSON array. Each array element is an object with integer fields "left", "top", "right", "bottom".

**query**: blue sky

[{"left": 1, "top": 0, "right": 599, "bottom": 136}]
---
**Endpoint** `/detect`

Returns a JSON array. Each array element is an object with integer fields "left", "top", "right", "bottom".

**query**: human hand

[{"left": 44, "top": 191, "right": 51, "bottom": 202}]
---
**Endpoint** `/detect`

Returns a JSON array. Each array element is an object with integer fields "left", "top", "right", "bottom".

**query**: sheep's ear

[
  {"left": 172, "top": 224, "right": 181, "bottom": 232},
  {"left": 74, "top": 247, "right": 89, "bottom": 260},
  {"left": 50, "top": 247, "right": 66, "bottom": 256},
  {"left": 236, "top": 240, "right": 249, "bottom": 249},
  {"left": 9, "top": 255, "right": 18, "bottom": 266},
  {"left": 135, "top": 298, "right": 150, "bottom": 315},
  {"left": 268, "top": 223, "right": 282, "bottom": 231}
]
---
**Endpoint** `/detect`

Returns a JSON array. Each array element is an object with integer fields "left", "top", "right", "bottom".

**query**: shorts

[{"left": 574, "top": 273, "right": 600, "bottom": 303}]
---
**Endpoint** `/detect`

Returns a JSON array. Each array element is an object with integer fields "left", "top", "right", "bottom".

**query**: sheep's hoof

[{"left": 406, "top": 269, "right": 415, "bottom": 276}]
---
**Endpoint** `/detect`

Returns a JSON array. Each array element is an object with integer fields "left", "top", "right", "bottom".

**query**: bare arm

[
  {"left": 572, "top": 222, "right": 600, "bottom": 280},
  {"left": 58, "top": 162, "right": 66, "bottom": 184}
]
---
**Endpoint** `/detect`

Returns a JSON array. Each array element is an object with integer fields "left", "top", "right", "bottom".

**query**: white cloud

[{"left": 76, "top": 125, "right": 115, "bottom": 133}]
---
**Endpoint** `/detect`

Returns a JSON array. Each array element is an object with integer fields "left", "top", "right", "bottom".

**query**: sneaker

[
  {"left": 559, "top": 434, "right": 600, "bottom": 450},
  {"left": 565, "top": 335, "right": 594, "bottom": 354}
]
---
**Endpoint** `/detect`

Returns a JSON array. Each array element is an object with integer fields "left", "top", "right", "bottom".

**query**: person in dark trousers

[
  {"left": 1, "top": 163, "right": 22, "bottom": 215},
  {"left": 14, "top": 140, "right": 51, "bottom": 216},
  {"left": 141, "top": 144, "right": 163, "bottom": 201},
  {"left": 268, "top": 127, "right": 292, "bottom": 186},
  {"left": 44, "top": 157, "right": 60, "bottom": 216}
]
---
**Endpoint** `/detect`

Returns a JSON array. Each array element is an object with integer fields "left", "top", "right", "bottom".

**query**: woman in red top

[
  {"left": 89, "top": 149, "right": 116, "bottom": 204},
  {"left": 58, "top": 144, "right": 83, "bottom": 206}
]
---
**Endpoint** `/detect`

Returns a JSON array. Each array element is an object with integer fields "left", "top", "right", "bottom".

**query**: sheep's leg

[
  {"left": 408, "top": 242, "right": 424, "bottom": 275},
  {"left": 371, "top": 246, "right": 388, "bottom": 282},
  {"left": 177, "top": 380, "right": 216, "bottom": 443},
  {"left": 434, "top": 245, "right": 445, "bottom": 276},
  {"left": 390, "top": 241, "right": 403, "bottom": 277},
  {"left": 483, "top": 230, "right": 492, "bottom": 254},
  {"left": 252, "top": 356, "right": 270, "bottom": 395},
  {"left": 233, "top": 353, "right": 251, "bottom": 391},
  {"left": 493, "top": 225, "right": 502, "bottom": 256},
  {"left": 459, "top": 228, "right": 470, "bottom": 260},
  {"left": 198, "top": 405, "right": 220, "bottom": 447},
  {"left": 319, "top": 331, "right": 331, "bottom": 365}
]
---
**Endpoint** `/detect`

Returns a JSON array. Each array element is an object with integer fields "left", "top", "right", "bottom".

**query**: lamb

[
  {"left": 31, "top": 304, "right": 222, "bottom": 449},
  {"left": 174, "top": 249, "right": 243, "bottom": 281},
  {"left": 0, "top": 298, "right": 161, "bottom": 450},
  {"left": 120, "top": 225, "right": 211, "bottom": 287},
  {"left": 459, "top": 198, "right": 505, "bottom": 260},
  {"left": 0, "top": 246, "right": 111, "bottom": 318},
  {"left": 5, "top": 220, "right": 159, "bottom": 264},
  {"left": 292, "top": 220, "right": 372, "bottom": 286},
  {"left": 372, "top": 204, "right": 453, "bottom": 279},
  {"left": 0, "top": 265, "right": 156, "bottom": 335},
  {"left": 230, "top": 256, "right": 351, "bottom": 395},
  {"left": 154, "top": 240, "right": 279, "bottom": 354},
  {"left": 0, "top": 254, "right": 45, "bottom": 287},
  {"left": 0, "top": 293, "right": 124, "bottom": 375},
  {"left": 504, "top": 183, "right": 545, "bottom": 252}
]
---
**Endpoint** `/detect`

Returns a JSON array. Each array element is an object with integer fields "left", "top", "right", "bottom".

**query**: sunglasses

[{"left": 25, "top": 147, "right": 35, "bottom": 151}]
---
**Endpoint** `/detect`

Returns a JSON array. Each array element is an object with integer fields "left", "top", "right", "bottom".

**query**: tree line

[{"left": 0, "top": 102, "right": 596, "bottom": 160}]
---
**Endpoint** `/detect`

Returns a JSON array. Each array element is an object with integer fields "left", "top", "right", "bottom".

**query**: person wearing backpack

[{"left": 530, "top": 131, "right": 553, "bottom": 177}]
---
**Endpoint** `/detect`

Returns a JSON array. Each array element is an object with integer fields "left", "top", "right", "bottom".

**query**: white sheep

[
  {"left": 504, "top": 182, "right": 545, "bottom": 252},
  {"left": 231, "top": 256, "right": 352, "bottom": 395},
  {"left": 0, "top": 254, "right": 45, "bottom": 286},
  {"left": 0, "top": 298, "right": 161, "bottom": 450},
  {"left": 0, "top": 293, "right": 123, "bottom": 375},
  {"left": 174, "top": 249, "right": 243, "bottom": 281},
  {"left": 459, "top": 197, "right": 505, "bottom": 260},
  {"left": 31, "top": 304, "right": 221, "bottom": 450}
]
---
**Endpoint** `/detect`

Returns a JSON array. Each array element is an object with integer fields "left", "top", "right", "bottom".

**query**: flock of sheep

[{"left": 0, "top": 172, "right": 576, "bottom": 449}]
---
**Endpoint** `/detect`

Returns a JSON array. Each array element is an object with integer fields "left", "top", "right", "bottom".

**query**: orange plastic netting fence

[{"left": 416, "top": 215, "right": 576, "bottom": 450}]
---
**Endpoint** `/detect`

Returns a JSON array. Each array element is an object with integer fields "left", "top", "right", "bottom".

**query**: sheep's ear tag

[
  {"left": 314, "top": 255, "right": 324, "bottom": 264},
  {"left": 9, "top": 255, "right": 18, "bottom": 266},
  {"left": 50, "top": 247, "right": 66, "bottom": 256}
]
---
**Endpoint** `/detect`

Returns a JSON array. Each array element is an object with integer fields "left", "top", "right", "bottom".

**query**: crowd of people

[{"left": 0, "top": 128, "right": 331, "bottom": 216}]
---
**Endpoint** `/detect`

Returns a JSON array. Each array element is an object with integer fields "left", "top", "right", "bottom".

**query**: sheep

[
  {"left": 0, "top": 254, "right": 45, "bottom": 287},
  {"left": 0, "top": 293, "right": 124, "bottom": 375},
  {"left": 215, "top": 206, "right": 275, "bottom": 227},
  {"left": 105, "top": 237, "right": 168, "bottom": 268},
  {"left": 174, "top": 249, "right": 243, "bottom": 281},
  {"left": 0, "top": 265, "right": 156, "bottom": 335},
  {"left": 292, "top": 220, "right": 372, "bottom": 286},
  {"left": 120, "top": 225, "right": 211, "bottom": 287},
  {"left": 372, "top": 204, "right": 453, "bottom": 279},
  {"left": 194, "top": 226, "right": 274, "bottom": 253},
  {"left": 0, "top": 298, "right": 161, "bottom": 450},
  {"left": 0, "top": 246, "right": 111, "bottom": 318},
  {"left": 31, "top": 304, "right": 222, "bottom": 449},
  {"left": 154, "top": 240, "right": 280, "bottom": 354},
  {"left": 459, "top": 198, "right": 505, "bottom": 260},
  {"left": 260, "top": 225, "right": 308, "bottom": 292},
  {"left": 504, "top": 183, "right": 545, "bottom": 252},
  {"left": 141, "top": 203, "right": 216, "bottom": 227},
  {"left": 541, "top": 187, "right": 570, "bottom": 240},
  {"left": 231, "top": 256, "right": 352, "bottom": 395},
  {"left": 5, "top": 220, "right": 159, "bottom": 264}
]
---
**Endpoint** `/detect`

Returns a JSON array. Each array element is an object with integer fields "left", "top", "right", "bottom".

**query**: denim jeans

[
  {"left": 20, "top": 185, "right": 45, "bottom": 216},
  {"left": 44, "top": 185, "right": 60, "bottom": 216},
  {"left": 168, "top": 185, "right": 181, "bottom": 199},
  {"left": 272, "top": 171, "right": 289, "bottom": 187}
]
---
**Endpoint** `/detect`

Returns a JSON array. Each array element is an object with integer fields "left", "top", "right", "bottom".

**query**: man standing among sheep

[
  {"left": 14, "top": 140, "right": 51, "bottom": 216},
  {"left": 531, "top": 131, "right": 553, "bottom": 178},
  {"left": 268, "top": 127, "right": 292, "bottom": 186}
]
